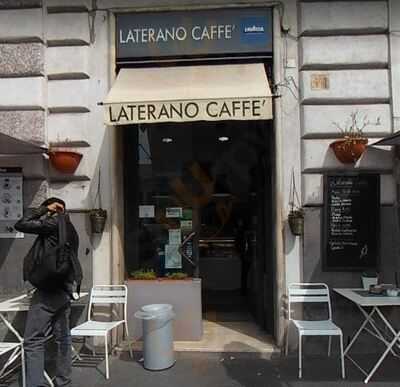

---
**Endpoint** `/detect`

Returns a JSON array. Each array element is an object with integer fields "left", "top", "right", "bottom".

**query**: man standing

[{"left": 14, "top": 197, "right": 81, "bottom": 387}]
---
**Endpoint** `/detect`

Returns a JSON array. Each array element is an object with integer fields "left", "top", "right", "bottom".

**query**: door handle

[{"left": 178, "top": 231, "right": 196, "bottom": 267}]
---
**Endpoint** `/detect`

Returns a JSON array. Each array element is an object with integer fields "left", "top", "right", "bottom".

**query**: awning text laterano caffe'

[
  {"left": 103, "top": 64, "right": 273, "bottom": 125},
  {"left": 106, "top": 98, "right": 270, "bottom": 125}
]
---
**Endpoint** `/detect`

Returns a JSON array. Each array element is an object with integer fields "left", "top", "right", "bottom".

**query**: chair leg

[
  {"left": 21, "top": 345, "right": 26, "bottom": 387},
  {"left": 298, "top": 333, "right": 302, "bottom": 379},
  {"left": 44, "top": 371, "right": 54, "bottom": 387},
  {"left": 285, "top": 323, "right": 290, "bottom": 356},
  {"left": 105, "top": 334, "right": 109, "bottom": 380},
  {"left": 124, "top": 322, "right": 133, "bottom": 358},
  {"left": 71, "top": 344, "right": 82, "bottom": 362},
  {"left": 339, "top": 334, "right": 345, "bottom": 379},
  {"left": 328, "top": 336, "right": 332, "bottom": 356}
]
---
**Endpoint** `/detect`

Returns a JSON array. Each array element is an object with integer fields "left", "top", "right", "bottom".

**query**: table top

[
  {"left": 333, "top": 288, "right": 400, "bottom": 307},
  {"left": 0, "top": 292, "right": 88, "bottom": 312}
]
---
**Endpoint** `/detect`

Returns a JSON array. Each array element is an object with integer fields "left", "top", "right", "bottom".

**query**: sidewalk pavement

[
  {"left": 76, "top": 350, "right": 400, "bottom": 387},
  {"left": 5, "top": 349, "right": 400, "bottom": 387}
]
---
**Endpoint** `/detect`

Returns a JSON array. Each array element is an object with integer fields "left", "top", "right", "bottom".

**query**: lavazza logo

[{"left": 244, "top": 24, "right": 265, "bottom": 34}]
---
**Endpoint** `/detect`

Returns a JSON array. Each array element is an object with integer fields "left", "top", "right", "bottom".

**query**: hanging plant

[
  {"left": 288, "top": 169, "right": 304, "bottom": 236},
  {"left": 89, "top": 169, "right": 107, "bottom": 233},
  {"left": 330, "top": 111, "right": 380, "bottom": 164}
]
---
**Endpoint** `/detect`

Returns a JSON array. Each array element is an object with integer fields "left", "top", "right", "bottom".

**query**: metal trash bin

[{"left": 134, "top": 304, "right": 175, "bottom": 370}]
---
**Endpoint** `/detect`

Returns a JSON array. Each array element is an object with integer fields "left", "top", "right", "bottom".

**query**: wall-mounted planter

[
  {"left": 89, "top": 208, "right": 107, "bottom": 233},
  {"left": 330, "top": 138, "right": 368, "bottom": 164},
  {"left": 288, "top": 210, "right": 304, "bottom": 236},
  {"left": 49, "top": 151, "right": 82, "bottom": 173}
]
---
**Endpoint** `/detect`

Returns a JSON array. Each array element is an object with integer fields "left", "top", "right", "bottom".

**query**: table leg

[
  {"left": 1, "top": 313, "right": 55, "bottom": 387},
  {"left": 344, "top": 307, "right": 376, "bottom": 355},
  {"left": 0, "top": 313, "right": 24, "bottom": 382},
  {"left": 357, "top": 307, "right": 399, "bottom": 357},
  {"left": 364, "top": 331, "right": 400, "bottom": 384},
  {"left": 345, "top": 305, "right": 400, "bottom": 383},
  {"left": 375, "top": 308, "right": 400, "bottom": 356}
]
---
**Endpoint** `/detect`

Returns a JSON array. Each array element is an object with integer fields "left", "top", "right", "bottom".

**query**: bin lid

[
  {"left": 135, "top": 304, "right": 173, "bottom": 320},
  {"left": 141, "top": 304, "right": 173, "bottom": 314}
]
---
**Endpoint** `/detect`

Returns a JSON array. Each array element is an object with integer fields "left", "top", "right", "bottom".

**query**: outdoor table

[
  {"left": 333, "top": 288, "right": 400, "bottom": 383},
  {"left": 0, "top": 292, "right": 88, "bottom": 387}
]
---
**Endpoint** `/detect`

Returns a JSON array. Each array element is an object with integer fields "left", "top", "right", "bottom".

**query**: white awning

[{"left": 103, "top": 63, "right": 273, "bottom": 125}]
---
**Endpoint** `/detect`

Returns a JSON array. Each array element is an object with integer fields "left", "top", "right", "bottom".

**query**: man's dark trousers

[{"left": 24, "top": 289, "right": 71, "bottom": 387}]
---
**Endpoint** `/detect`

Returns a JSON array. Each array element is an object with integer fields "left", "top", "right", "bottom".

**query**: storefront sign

[
  {"left": 105, "top": 97, "right": 271, "bottom": 125},
  {"left": 116, "top": 8, "right": 273, "bottom": 59}
]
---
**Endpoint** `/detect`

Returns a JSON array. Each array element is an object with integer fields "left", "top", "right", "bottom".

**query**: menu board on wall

[
  {"left": 322, "top": 174, "right": 380, "bottom": 271},
  {"left": 0, "top": 167, "right": 23, "bottom": 238}
]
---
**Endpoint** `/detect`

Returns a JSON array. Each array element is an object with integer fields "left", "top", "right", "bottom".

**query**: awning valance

[{"left": 103, "top": 63, "right": 273, "bottom": 125}]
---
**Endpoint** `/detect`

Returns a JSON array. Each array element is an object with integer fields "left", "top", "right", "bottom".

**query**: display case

[
  {"left": 199, "top": 237, "right": 237, "bottom": 259},
  {"left": 199, "top": 237, "right": 240, "bottom": 290}
]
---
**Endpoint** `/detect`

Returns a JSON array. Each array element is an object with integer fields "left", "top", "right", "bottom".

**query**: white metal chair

[
  {"left": 0, "top": 314, "right": 25, "bottom": 387},
  {"left": 285, "top": 283, "right": 345, "bottom": 379},
  {"left": 71, "top": 285, "right": 133, "bottom": 379}
]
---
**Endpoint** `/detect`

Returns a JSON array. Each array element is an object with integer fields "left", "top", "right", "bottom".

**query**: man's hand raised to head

[{"left": 47, "top": 202, "right": 65, "bottom": 213}]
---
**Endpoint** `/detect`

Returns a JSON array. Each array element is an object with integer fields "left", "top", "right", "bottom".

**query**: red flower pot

[
  {"left": 49, "top": 151, "right": 82, "bottom": 174},
  {"left": 330, "top": 138, "right": 368, "bottom": 164}
]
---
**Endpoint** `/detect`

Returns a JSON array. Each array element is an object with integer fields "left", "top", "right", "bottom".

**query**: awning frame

[{"left": 102, "top": 63, "right": 274, "bottom": 125}]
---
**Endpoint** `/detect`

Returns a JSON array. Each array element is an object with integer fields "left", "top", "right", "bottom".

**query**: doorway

[{"left": 124, "top": 119, "right": 275, "bottom": 334}]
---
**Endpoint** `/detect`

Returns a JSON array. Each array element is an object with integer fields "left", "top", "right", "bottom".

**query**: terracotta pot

[
  {"left": 330, "top": 138, "right": 368, "bottom": 164},
  {"left": 49, "top": 151, "right": 82, "bottom": 174}
]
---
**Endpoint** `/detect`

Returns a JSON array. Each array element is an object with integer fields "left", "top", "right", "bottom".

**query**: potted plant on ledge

[
  {"left": 330, "top": 111, "right": 379, "bottom": 164},
  {"left": 48, "top": 147, "right": 82, "bottom": 174}
]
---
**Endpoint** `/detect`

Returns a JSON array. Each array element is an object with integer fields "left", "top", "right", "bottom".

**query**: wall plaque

[{"left": 311, "top": 74, "right": 329, "bottom": 90}]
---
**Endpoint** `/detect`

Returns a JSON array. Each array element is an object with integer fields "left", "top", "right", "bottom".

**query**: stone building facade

[{"left": 0, "top": 0, "right": 399, "bottom": 347}]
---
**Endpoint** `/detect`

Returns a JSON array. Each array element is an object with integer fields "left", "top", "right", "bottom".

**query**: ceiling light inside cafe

[{"left": 218, "top": 136, "right": 229, "bottom": 142}]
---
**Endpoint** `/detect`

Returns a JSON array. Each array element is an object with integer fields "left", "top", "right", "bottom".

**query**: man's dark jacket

[{"left": 14, "top": 206, "right": 81, "bottom": 294}]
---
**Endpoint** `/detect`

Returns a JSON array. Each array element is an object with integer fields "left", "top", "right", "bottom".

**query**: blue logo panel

[{"left": 240, "top": 16, "right": 270, "bottom": 46}]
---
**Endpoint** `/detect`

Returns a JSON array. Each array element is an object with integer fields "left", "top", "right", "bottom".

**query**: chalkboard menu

[{"left": 322, "top": 174, "right": 380, "bottom": 271}]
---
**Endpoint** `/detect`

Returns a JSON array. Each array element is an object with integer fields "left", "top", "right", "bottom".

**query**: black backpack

[{"left": 24, "top": 213, "right": 82, "bottom": 295}]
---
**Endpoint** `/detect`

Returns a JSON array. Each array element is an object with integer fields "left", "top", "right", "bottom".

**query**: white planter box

[{"left": 126, "top": 278, "right": 203, "bottom": 341}]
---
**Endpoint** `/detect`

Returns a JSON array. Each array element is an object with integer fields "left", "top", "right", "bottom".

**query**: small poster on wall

[
  {"left": 180, "top": 220, "right": 192, "bottom": 231},
  {"left": 139, "top": 205, "right": 155, "bottom": 218},
  {"left": 168, "top": 229, "right": 181, "bottom": 245},
  {"left": 166, "top": 207, "right": 182, "bottom": 218},
  {"left": 164, "top": 244, "right": 182, "bottom": 269},
  {"left": 0, "top": 167, "right": 23, "bottom": 238}
]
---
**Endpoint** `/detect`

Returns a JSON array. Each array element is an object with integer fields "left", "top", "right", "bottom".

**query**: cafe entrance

[
  {"left": 123, "top": 117, "right": 275, "bottom": 334},
  {"left": 105, "top": 6, "right": 277, "bottom": 342}
]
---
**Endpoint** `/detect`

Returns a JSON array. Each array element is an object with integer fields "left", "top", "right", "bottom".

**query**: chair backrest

[
  {"left": 88, "top": 285, "right": 128, "bottom": 322},
  {"left": 287, "top": 283, "right": 332, "bottom": 321}
]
